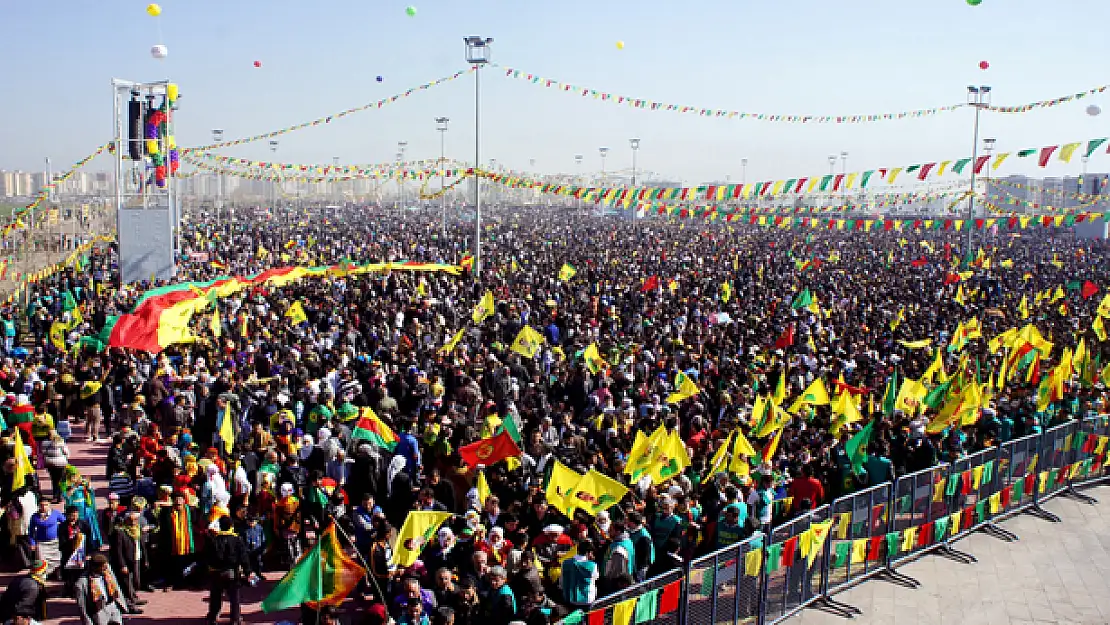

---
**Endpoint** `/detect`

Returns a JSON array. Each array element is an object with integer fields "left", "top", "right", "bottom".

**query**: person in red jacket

[{"left": 787, "top": 464, "right": 825, "bottom": 515}]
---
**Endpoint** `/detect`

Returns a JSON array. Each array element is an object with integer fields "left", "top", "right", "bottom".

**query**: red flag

[
  {"left": 943, "top": 273, "right": 961, "bottom": 286},
  {"left": 458, "top": 430, "right": 521, "bottom": 468},
  {"left": 773, "top": 325, "right": 795, "bottom": 350},
  {"left": 1081, "top": 280, "right": 1099, "bottom": 299},
  {"left": 910, "top": 257, "right": 928, "bottom": 268},
  {"left": 640, "top": 275, "right": 660, "bottom": 292},
  {"left": 832, "top": 379, "right": 869, "bottom": 396},
  {"left": 1038, "top": 146, "right": 1059, "bottom": 167}
]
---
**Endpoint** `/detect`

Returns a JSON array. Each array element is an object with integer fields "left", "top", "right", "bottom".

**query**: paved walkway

[{"left": 788, "top": 484, "right": 1110, "bottom": 625}]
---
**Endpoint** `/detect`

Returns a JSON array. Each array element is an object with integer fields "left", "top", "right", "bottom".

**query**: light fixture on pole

[
  {"left": 464, "top": 35, "right": 493, "bottom": 280},
  {"left": 629, "top": 138, "right": 641, "bottom": 187},
  {"left": 332, "top": 156, "right": 340, "bottom": 205},
  {"left": 575, "top": 154, "right": 583, "bottom": 211},
  {"left": 599, "top": 147, "right": 609, "bottom": 187},
  {"left": 212, "top": 129, "right": 224, "bottom": 224},
  {"left": 840, "top": 151, "right": 848, "bottom": 204},
  {"left": 966, "top": 85, "right": 992, "bottom": 251},
  {"left": 740, "top": 158, "right": 748, "bottom": 209},
  {"left": 398, "top": 140, "right": 408, "bottom": 214},
  {"left": 269, "top": 140, "right": 279, "bottom": 208},
  {"left": 436, "top": 117, "right": 450, "bottom": 240},
  {"left": 981, "top": 138, "right": 996, "bottom": 206}
]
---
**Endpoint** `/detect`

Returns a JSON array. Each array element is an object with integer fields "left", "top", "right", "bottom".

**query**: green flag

[
  {"left": 881, "top": 371, "right": 899, "bottom": 417},
  {"left": 62, "top": 291, "right": 77, "bottom": 312},
  {"left": 262, "top": 541, "right": 323, "bottom": 613},
  {"left": 922, "top": 379, "right": 953, "bottom": 410},
  {"left": 500, "top": 413, "right": 523, "bottom": 444},
  {"left": 845, "top": 420, "right": 874, "bottom": 476},
  {"left": 791, "top": 289, "right": 814, "bottom": 310}
]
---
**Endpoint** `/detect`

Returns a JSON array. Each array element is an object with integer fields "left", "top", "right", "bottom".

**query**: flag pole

[{"left": 327, "top": 515, "right": 388, "bottom": 604}]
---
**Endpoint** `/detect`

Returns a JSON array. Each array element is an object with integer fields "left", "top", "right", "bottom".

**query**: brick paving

[{"left": 788, "top": 484, "right": 1110, "bottom": 625}]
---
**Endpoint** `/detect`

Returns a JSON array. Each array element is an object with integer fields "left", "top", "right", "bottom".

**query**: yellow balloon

[
  {"left": 147, "top": 3, "right": 162, "bottom": 17},
  {"left": 616, "top": 41, "right": 625, "bottom": 50}
]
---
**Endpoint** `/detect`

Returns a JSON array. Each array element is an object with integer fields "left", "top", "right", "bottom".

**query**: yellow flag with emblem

[
  {"left": 546, "top": 460, "right": 582, "bottom": 515},
  {"left": 392, "top": 512, "right": 452, "bottom": 567},
  {"left": 788, "top": 378, "right": 830, "bottom": 413},
  {"left": 511, "top": 326, "right": 545, "bottom": 358},
  {"left": 558, "top": 263, "right": 577, "bottom": 281},
  {"left": 476, "top": 471, "right": 491, "bottom": 507},
  {"left": 285, "top": 301, "right": 308, "bottom": 325},
  {"left": 472, "top": 290, "right": 495, "bottom": 324},
  {"left": 565, "top": 469, "right": 629, "bottom": 516},
  {"left": 49, "top": 321, "right": 68, "bottom": 352},
  {"left": 583, "top": 343, "right": 607, "bottom": 374}
]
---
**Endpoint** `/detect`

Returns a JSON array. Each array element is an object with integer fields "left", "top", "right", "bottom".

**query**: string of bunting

[
  {"left": 184, "top": 69, "right": 474, "bottom": 151},
  {"left": 982, "top": 191, "right": 1104, "bottom": 214},
  {"left": 496, "top": 64, "right": 1110, "bottom": 124},
  {"left": 470, "top": 135, "right": 1110, "bottom": 204},
  {"left": 2, "top": 142, "right": 114, "bottom": 236},
  {"left": 990, "top": 177, "right": 1109, "bottom": 204},
  {"left": 3, "top": 235, "right": 115, "bottom": 304},
  {"left": 186, "top": 151, "right": 467, "bottom": 175},
  {"left": 180, "top": 155, "right": 468, "bottom": 182}
]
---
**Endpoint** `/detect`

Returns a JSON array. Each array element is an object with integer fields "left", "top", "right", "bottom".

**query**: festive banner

[
  {"left": 497, "top": 64, "right": 1110, "bottom": 124},
  {"left": 184, "top": 69, "right": 474, "bottom": 150},
  {"left": 186, "top": 151, "right": 467, "bottom": 176},
  {"left": 1, "top": 142, "right": 114, "bottom": 236}
]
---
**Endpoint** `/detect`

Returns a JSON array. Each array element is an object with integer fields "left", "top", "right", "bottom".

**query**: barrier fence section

[
  {"left": 762, "top": 505, "right": 832, "bottom": 624},
  {"left": 822, "top": 483, "right": 892, "bottom": 598},
  {"left": 886, "top": 464, "right": 949, "bottom": 568},
  {"left": 996, "top": 432, "right": 1042, "bottom": 519},
  {"left": 686, "top": 534, "right": 763, "bottom": 625},
  {"left": 557, "top": 416, "right": 1110, "bottom": 625},
  {"left": 945, "top": 446, "right": 1003, "bottom": 541}
]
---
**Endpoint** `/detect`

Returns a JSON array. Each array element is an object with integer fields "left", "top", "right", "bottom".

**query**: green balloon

[
  {"left": 967, "top": 0, "right": 982, "bottom": 5},
  {"left": 405, "top": 5, "right": 417, "bottom": 16}
]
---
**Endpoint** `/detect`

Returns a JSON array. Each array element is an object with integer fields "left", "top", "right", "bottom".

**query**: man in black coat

[
  {"left": 0, "top": 560, "right": 47, "bottom": 623},
  {"left": 108, "top": 512, "right": 145, "bottom": 613},
  {"left": 59, "top": 506, "right": 90, "bottom": 594},
  {"left": 205, "top": 516, "right": 249, "bottom": 625}
]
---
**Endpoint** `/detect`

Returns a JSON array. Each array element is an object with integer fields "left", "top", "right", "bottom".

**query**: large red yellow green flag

[{"left": 261, "top": 524, "right": 365, "bottom": 612}]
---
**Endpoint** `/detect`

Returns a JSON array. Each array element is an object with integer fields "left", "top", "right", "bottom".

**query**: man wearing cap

[
  {"left": 0, "top": 560, "right": 47, "bottom": 623},
  {"left": 73, "top": 554, "right": 129, "bottom": 625}
]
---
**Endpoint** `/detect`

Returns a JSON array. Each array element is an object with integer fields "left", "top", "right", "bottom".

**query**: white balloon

[
  {"left": 151, "top": 44, "right": 168, "bottom": 59},
  {"left": 1087, "top": 104, "right": 1101, "bottom": 117}
]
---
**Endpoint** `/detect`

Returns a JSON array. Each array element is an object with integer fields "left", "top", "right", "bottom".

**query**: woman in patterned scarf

[{"left": 61, "top": 465, "right": 102, "bottom": 550}]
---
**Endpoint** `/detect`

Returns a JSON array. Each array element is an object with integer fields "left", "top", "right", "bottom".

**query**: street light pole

[
  {"left": 269, "top": 140, "right": 279, "bottom": 208},
  {"left": 212, "top": 129, "right": 224, "bottom": 227},
  {"left": 840, "top": 151, "right": 848, "bottom": 205},
  {"left": 740, "top": 158, "right": 748, "bottom": 209},
  {"left": 629, "top": 138, "right": 641, "bottom": 186},
  {"left": 828, "top": 155, "right": 837, "bottom": 208},
  {"left": 966, "top": 85, "right": 992, "bottom": 253},
  {"left": 397, "top": 141, "right": 408, "bottom": 216},
  {"left": 436, "top": 117, "right": 450, "bottom": 242},
  {"left": 464, "top": 36, "right": 493, "bottom": 280},
  {"left": 574, "top": 154, "right": 583, "bottom": 212}
]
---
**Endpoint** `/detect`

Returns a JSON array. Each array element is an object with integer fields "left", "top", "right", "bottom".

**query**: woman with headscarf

[
  {"left": 273, "top": 482, "right": 302, "bottom": 567},
  {"left": 478, "top": 526, "right": 513, "bottom": 566},
  {"left": 61, "top": 465, "right": 102, "bottom": 550},
  {"left": 424, "top": 526, "right": 459, "bottom": 575},
  {"left": 198, "top": 464, "right": 228, "bottom": 518}
]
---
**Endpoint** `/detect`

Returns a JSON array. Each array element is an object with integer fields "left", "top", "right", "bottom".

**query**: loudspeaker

[{"left": 127, "top": 98, "right": 143, "bottom": 161}]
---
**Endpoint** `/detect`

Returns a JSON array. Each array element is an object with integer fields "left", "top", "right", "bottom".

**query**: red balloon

[
  {"left": 979, "top": 60, "right": 989, "bottom": 70},
  {"left": 253, "top": 60, "right": 262, "bottom": 68}
]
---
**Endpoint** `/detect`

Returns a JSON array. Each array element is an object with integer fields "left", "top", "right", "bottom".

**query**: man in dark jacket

[
  {"left": 0, "top": 560, "right": 47, "bottom": 623},
  {"left": 204, "top": 516, "right": 249, "bottom": 625},
  {"left": 108, "top": 512, "right": 145, "bottom": 613}
]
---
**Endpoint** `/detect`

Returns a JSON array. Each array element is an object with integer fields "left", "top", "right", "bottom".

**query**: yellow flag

[
  {"left": 285, "top": 301, "right": 308, "bottom": 325},
  {"left": 565, "top": 469, "right": 630, "bottom": 516},
  {"left": 392, "top": 512, "right": 452, "bottom": 567},
  {"left": 558, "top": 263, "right": 577, "bottom": 281},
  {"left": 708, "top": 432, "right": 734, "bottom": 474},
  {"left": 1095, "top": 315, "right": 1108, "bottom": 342},
  {"left": 583, "top": 343, "right": 607, "bottom": 374},
  {"left": 210, "top": 313, "right": 222, "bottom": 338},
  {"left": 898, "top": 339, "right": 932, "bottom": 349},
  {"left": 731, "top": 429, "right": 758, "bottom": 458},
  {"left": 476, "top": 471, "right": 491, "bottom": 507},
  {"left": 440, "top": 328, "right": 466, "bottom": 354},
  {"left": 1099, "top": 293, "right": 1110, "bottom": 318},
  {"left": 219, "top": 404, "right": 236, "bottom": 454},
  {"left": 510, "top": 326, "right": 545, "bottom": 358},
  {"left": 666, "top": 371, "right": 699, "bottom": 404},
  {"left": 954, "top": 284, "right": 966, "bottom": 306},
  {"left": 472, "top": 290, "right": 495, "bottom": 324},
  {"left": 50, "top": 321, "right": 68, "bottom": 352},
  {"left": 721, "top": 281, "right": 732, "bottom": 303},
  {"left": 11, "top": 429, "right": 33, "bottom": 491},
  {"left": 546, "top": 460, "right": 582, "bottom": 515},
  {"left": 894, "top": 378, "right": 929, "bottom": 416},
  {"left": 788, "top": 378, "right": 830, "bottom": 413},
  {"left": 1019, "top": 296, "right": 1030, "bottom": 320}
]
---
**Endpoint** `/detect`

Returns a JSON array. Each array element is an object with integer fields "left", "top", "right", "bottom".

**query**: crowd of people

[{"left": 0, "top": 204, "right": 1105, "bottom": 625}]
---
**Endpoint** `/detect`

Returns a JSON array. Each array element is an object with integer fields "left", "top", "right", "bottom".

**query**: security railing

[{"left": 557, "top": 415, "right": 1109, "bottom": 625}]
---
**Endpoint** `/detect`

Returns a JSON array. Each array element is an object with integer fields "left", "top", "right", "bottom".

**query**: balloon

[
  {"left": 1088, "top": 105, "right": 1102, "bottom": 117},
  {"left": 616, "top": 41, "right": 625, "bottom": 50},
  {"left": 376, "top": 76, "right": 384, "bottom": 82},
  {"left": 151, "top": 44, "right": 168, "bottom": 59},
  {"left": 166, "top": 83, "right": 179, "bottom": 101},
  {"left": 405, "top": 6, "right": 417, "bottom": 16},
  {"left": 979, "top": 60, "right": 989, "bottom": 70},
  {"left": 254, "top": 61, "right": 262, "bottom": 68},
  {"left": 967, "top": 0, "right": 982, "bottom": 5},
  {"left": 146, "top": 3, "right": 161, "bottom": 16}
]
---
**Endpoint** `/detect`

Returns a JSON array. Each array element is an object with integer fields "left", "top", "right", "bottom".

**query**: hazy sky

[{"left": 2, "top": 0, "right": 1109, "bottom": 184}]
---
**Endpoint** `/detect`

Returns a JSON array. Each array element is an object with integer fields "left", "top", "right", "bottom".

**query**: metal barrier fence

[
  {"left": 822, "top": 482, "right": 892, "bottom": 598},
  {"left": 686, "top": 534, "right": 763, "bottom": 625},
  {"left": 762, "top": 505, "right": 831, "bottom": 624},
  {"left": 996, "top": 432, "right": 1041, "bottom": 519},
  {"left": 886, "top": 463, "right": 949, "bottom": 568},
  {"left": 558, "top": 416, "right": 1110, "bottom": 625}
]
